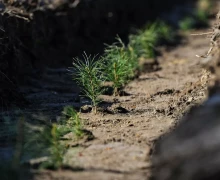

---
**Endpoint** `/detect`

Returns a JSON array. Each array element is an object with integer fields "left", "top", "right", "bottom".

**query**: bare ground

[{"left": 22, "top": 28, "right": 214, "bottom": 180}]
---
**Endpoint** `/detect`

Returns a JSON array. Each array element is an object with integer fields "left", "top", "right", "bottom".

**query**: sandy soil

[{"left": 22, "top": 28, "right": 214, "bottom": 180}]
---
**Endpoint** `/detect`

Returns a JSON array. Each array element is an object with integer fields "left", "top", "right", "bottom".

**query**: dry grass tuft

[
  {"left": 195, "top": 10, "right": 220, "bottom": 60},
  {"left": 193, "top": 10, "right": 220, "bottom": 81}
]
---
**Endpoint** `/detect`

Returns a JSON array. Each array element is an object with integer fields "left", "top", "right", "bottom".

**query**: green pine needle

[{"left": 71, "top": 53, "right": 105, "bottom": 112}]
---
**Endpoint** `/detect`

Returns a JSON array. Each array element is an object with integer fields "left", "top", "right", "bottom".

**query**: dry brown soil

[{"left": 27, "top": 28, "right": 215, "bottom": 180}]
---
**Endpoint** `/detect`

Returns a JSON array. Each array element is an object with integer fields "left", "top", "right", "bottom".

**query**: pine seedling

[
  {"left": 195, "top": 0, "right": 212, "bottom": 25},
  {"left": 47, "top": 124, "right": 66, "bottom": 169},
  {"left": 129, "top": 22, "right": 159, "bottom": 59},
  {"left": 103, "top": 38, "right": 134, "bottom": 96},
  {"left": 23, "top": 107, "right": 85, "bottom": 170},
  {"left": 129, "top": 21, "right": 173, "bottom": 58},
  {"left": 71, "top": 53, "right": 105, "bottom": 113},
  {"left": 157, "top": 21, "right": 174, "bottom": 43},
  {"left": 127, "top": 44, "right": 139, "bottom": 76},
  {"left": 24, "top": 122, "right": 67, "bottom": 170},
  {"left": 60, "top": 106, "right": 84, "bottom": 139},
  {"left": 179, "top": 17, "right": 195, "bottom": 31}
]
